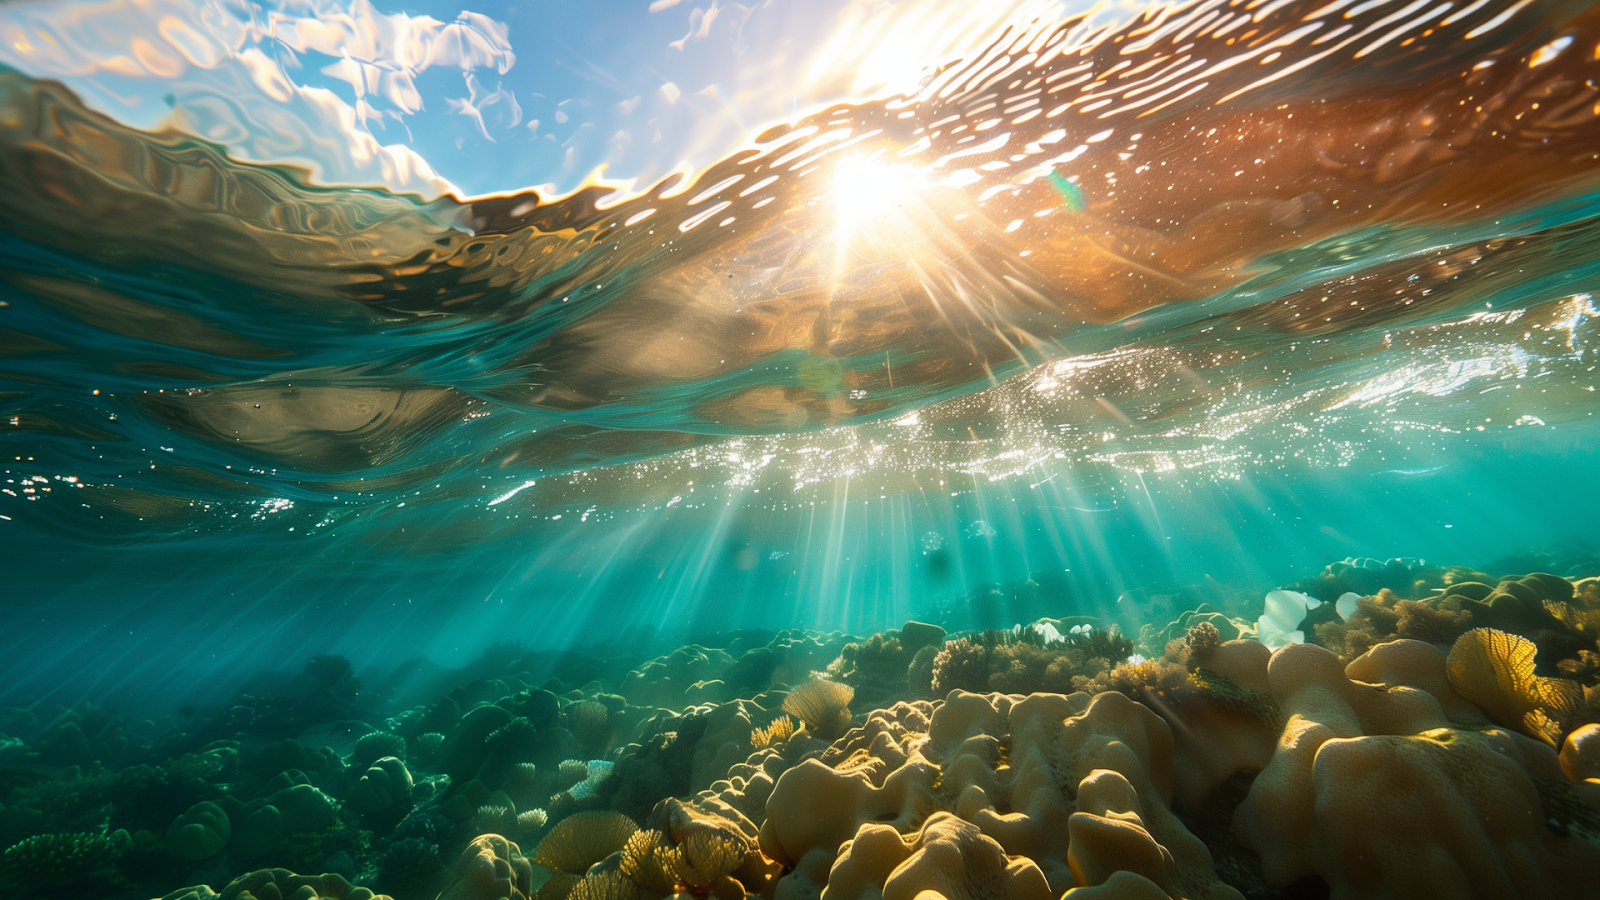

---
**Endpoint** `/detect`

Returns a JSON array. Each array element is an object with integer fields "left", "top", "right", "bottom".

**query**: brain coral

[
  {"left": 348, "top": 756, "right": 414, "bottom": 816},
  {"left": 1236, "top": 640, "right": 1600, "bottom": 898},
  {"left": 760, "top": 689, "right": 1242, "bottom": 900},
  {"left": 165, "top": 800, "right": 232, "bottom": 860},
  {"left": 157, "top": 868, "right": 395, "bottom": 900},
  {"left": 440, "top": 835, "right": 535, "bottom": 900}
]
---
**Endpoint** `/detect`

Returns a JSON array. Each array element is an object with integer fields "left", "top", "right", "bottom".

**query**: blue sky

[{"left": 0, "top": 0, "right": 1073, "bottom": 197}]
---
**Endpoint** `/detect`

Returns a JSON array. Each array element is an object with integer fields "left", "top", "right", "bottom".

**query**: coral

[
  {"left": 565, "top": 701, "right": 612, "bottom": 753},
  {"left": 826, "top": 813, "right": 1050, "bottom": 900},
  {"left": 439, "top": 835, "right": 534, "bottom": 900},
  {"left": 477, "top": 805, "right": 519, "bottom": 838},
  {"left": 557, "top": 760, "right": 591, "bottom": 790},
  {"left": 750, "top": 715, "right": 795, "bottom": 750},
  {"left": 829, "top": 634, "right": 911, "bottom": 689},
  {"left": 1257, "top": 589, "right": 1321, "bottom": 649},
  {"left": 348, "top": 756, "right": 413, "bottom": 816},
  {"left": 567, "top": 869, "right": 642, "bottom": 900},
  {"left": 221, "top": 782, "right": 338, "bottom": 860},
  {"left": 533, "top": 811, "right": 640, "bottom": 900},
  {"left": 1236, "top": 641, "right": 1600, "bottom": 896},
  {"left": 661, "top": 820, "right": 747, "bottom": 888},
  {"left": 517, "top": 809, "right": 548, "bottom": 833},
  {"left": 157, "top": 868, "right": 393, "bottom": 900},
  {"left": 2, "top": 832, "right": 118, "bottom": 896},
  {"left": 442, "top": 706, "right": 517, "bottom": 783},
  {"left": 376, "top": 837, "right": 447, "bottom": 900},
  {"left": 929, "top": 629, "right": 1135, "bottom": 698},
  {"left": 351, "top": 732, "right": 408, "bottom": 770},
  {"left": 760, "top": 690, "right": 1241, "bottom": 899},
  {"left": 1447, "top": 628, "right": 1583, "bottom": 746},
  {"left": 165, "top": 800, "right": 231, "bottom": 860},
  {"left": 619, "top": 829, "right": 677, "bottom": 894},
  {"left": 783, "top": 679, "right": 855, "bottom": 741}
]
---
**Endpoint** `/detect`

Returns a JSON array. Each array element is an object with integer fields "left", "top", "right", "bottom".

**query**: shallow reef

[{"left": 3, "top": 561, "right": 1599, "bottom": 900}]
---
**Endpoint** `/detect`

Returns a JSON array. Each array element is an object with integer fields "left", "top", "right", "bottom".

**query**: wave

[{"left": 1, "top": 0, "right": 1599, "bottom": 541}]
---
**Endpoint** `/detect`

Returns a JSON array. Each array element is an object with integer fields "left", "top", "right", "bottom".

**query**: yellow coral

[
  {"left": 783, "top": 679, "right": 854, "bottom": 740},
  {"left": 533, "top": 812, "right": 640, "bottom": 876},
  {"left": 1446, "top": 628, "right": 1582, "bottom": 746},
  {"left": 619, "top": 829, "right": 677, "bottom": 894},
  {"left": 662, "top": 826, "right": 747, "bottom": 889},
  {"left": 568, "top": 869, "right": 642, "bottom": 900},
  {"left": 750, "top": 715, "right": 796, "bottom": 750}
]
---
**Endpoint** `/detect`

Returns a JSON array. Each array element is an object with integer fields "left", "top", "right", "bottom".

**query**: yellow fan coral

[
  {"left": 783, "top": 679, "right": 854, "bottom": 740},
  {"left": 533, "top": 811, "right": 641, "bottom": 877},
  {"left": 1446, "top": 628, "right": 1582, "bottom": 746}
]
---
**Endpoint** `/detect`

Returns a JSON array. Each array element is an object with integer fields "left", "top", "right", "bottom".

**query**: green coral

[
  {"left": 350, "top": 732, "right": 407, "bottom": 770},
  {"left": 3, "top": 832, "right": 119, "bottom": 897}
]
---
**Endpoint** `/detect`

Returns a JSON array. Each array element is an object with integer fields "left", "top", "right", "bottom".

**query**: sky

[{"left": 0, "top": 0, "right": 1079, "bottom": 198}]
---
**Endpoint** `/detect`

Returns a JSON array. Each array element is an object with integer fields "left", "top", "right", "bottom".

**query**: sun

[{"left": 831, "top": 156, "right": 916, "bottom": 246}]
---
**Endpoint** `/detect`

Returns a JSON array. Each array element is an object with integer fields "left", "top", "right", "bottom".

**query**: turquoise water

[
  {"left": 3, "top": 0, "right": 1600, "bottom": 708},
  {"left": 1, "top": 0, "right": 1599, "bottom": 895}
]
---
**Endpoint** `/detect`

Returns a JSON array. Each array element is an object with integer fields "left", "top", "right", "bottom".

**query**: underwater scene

[{"left": 3, "top": 0, "right": 1600, "bottom": 896}]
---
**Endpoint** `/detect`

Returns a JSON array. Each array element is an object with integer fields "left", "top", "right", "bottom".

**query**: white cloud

[{"left": 0, "top": 0, "right": 521, "bottom": 198}]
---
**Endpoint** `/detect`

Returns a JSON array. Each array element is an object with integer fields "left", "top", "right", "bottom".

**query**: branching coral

[
  {"left": 749, "top": 715, "right": 794, "bottom": 751},
  {"left": 3, "top": 832, "right": 118, "bottom": 896},
  {"left": 929, "top": 628, "right": 1135, "bottom": 697}
]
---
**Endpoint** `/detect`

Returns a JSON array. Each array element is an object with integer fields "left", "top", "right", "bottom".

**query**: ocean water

[{"left": 0, "top": 0, "right": 1598, "bottom": 896}]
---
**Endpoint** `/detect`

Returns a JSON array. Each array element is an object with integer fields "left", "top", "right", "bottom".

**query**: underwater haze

[{"left": 1, "top": 0, "right": 1600, "bottom": 897}]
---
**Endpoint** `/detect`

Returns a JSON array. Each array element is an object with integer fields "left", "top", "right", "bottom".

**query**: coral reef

[
  {"left": 2, "top": 562, "right": 1598, "bottom": 900},
  {"left": 929, "top": 626, "right": 1136, "bottom": 696},
  {"left": 782, "top": 680, "right": 855, "bottom": 741}
]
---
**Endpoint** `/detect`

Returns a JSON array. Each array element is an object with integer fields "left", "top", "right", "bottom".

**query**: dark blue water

[{"left": 2, "top": 0, "right": 1600, "bottom": 713}]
